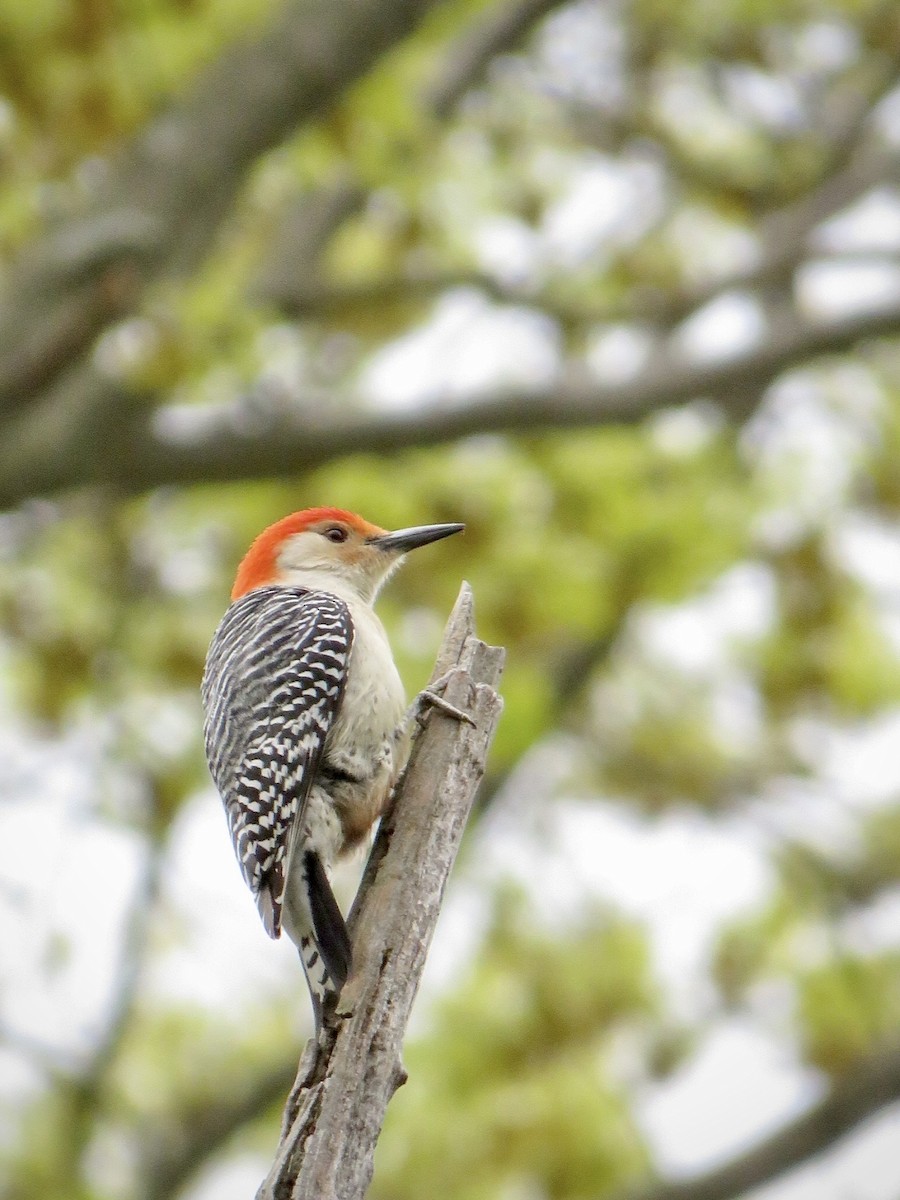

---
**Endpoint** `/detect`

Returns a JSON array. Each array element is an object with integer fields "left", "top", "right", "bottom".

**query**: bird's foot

[{"left": 410, "top": 670, "right": 476, "bottom": 728}]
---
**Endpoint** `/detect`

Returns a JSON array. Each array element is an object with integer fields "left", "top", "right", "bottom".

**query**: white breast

[
  {"left": 336, "top": 600, "right": 406, "bottom": 753},
  {"left": 322, "top": 599, "right": 407, "bottom": 850}
]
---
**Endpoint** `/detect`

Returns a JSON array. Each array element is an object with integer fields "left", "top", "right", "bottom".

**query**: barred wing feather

[{"left": 201, "top": 586, "right": 354, "bottom": 937}]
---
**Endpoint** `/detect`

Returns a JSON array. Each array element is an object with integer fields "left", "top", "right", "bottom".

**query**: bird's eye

[{"left": 324, "top": 526, "right": 349, "bottom": 543}]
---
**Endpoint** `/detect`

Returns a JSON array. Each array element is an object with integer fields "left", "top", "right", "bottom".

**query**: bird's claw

[
  {"left": 419, "top": 689, "right": 476, "bottom": 726},
  {"left": 411, "top": 671, "right": 476, "bottom": 728}
]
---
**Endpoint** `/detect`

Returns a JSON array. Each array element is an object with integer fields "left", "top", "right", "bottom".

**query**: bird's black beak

[{"left": 368, "top": 522, "right": 464, "bottom": 554}]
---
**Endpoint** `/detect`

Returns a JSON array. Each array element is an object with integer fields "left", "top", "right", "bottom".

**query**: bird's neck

[{"left": 277, "top": 565, "right": 378, "bottom": 609}]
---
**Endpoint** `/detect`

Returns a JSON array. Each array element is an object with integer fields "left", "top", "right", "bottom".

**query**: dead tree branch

[{"left": 257, "top": 582, "right": 504, "bottom": 1200}]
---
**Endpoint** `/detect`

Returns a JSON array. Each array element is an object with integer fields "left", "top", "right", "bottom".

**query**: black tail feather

[{"left": 304, "top": 849, "right": 352, "bottom": 991}]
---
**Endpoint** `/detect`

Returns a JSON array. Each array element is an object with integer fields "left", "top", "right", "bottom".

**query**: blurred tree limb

[
  {"left": 426, "top": 0, "right": 569, "bottom": 117},
  {"left": 257, "top": 583, "right": 504, "bottom": 1200},
  {"left": 1, "top": 293, "right": 899, "bottom": 506},
  {"left": 0, "top": 0, "right": 449, "bottom": 415},
  {"left": 624, "top": 1040, "right": 900, "bottom": 1200},
  {"left": 137, "top": 1059, "right": 298, "bottom": 1200},
  {"left": 0, "top": 0, "right": 899, "bottom": 518}
]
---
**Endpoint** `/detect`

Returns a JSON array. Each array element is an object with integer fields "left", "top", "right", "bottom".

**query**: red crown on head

[{"left": 231, "top": 507, "right": 385, "bottom": 599}]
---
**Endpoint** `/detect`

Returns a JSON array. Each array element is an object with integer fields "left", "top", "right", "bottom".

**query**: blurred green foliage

[{"left": 1, "top": 0, "right": 900, "bottom": 1197}]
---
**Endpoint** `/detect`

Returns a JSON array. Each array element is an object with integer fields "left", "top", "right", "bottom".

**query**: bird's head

[{"left": 231, "top": 507, "right": 464, "bottom": 604}]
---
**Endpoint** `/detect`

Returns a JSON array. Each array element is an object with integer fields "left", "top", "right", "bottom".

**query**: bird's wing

[{"left": 201, "top": 585, "right": 354, "bottom": 938}]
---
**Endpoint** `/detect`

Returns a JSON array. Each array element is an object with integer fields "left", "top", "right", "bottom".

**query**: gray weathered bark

[{"left": 256, "top": 582, "right": 504, "bottom": 1200}]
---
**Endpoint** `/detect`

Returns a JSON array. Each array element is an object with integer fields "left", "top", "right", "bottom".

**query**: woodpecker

[{"left": 201, "top": 507, "right": 464, "bottom": 1027}]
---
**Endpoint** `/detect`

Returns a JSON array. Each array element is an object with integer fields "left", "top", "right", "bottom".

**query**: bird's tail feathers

[{"left": 283, "top": 849, "right": 352, "bottom": 1029}]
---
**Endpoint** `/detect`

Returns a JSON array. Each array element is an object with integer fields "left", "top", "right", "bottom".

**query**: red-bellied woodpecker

[{"left": 201, "top": 507, "right": 464, "bottom": 1027}]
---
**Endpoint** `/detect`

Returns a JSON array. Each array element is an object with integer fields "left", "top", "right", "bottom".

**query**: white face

[{"left": 276, "top": 526, "right": 402, "bottom": 603}]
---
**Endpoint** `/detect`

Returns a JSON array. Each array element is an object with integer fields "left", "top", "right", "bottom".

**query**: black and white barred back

[{"left": 201, "top": 585, "right": 355, "bottom": 1019}]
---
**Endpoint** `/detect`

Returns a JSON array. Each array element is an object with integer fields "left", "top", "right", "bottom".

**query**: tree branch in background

[
  {"left": 138, "top": 1059, "right": 299, "bottom": 1200},
  {"left": 2, "top": 291, "right": 898, "bottom": 507},
  {"left": 650, "top": 141, "right": 900, "bottom": 329},
  {"left": 0, "top": 0, "right": 449, "bottom": 418},
  {"left": 257, "top": 583, "right": 504, "bottom": 1200},
  {"left": 624, "top": 1041, "right": 900, "bottom": 1200},
  {"left": 426, "top": 0, "right": 569, "bottom": 117},
  {"left": 253, "top": 179, "right": 368, "bottom": 312}
]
